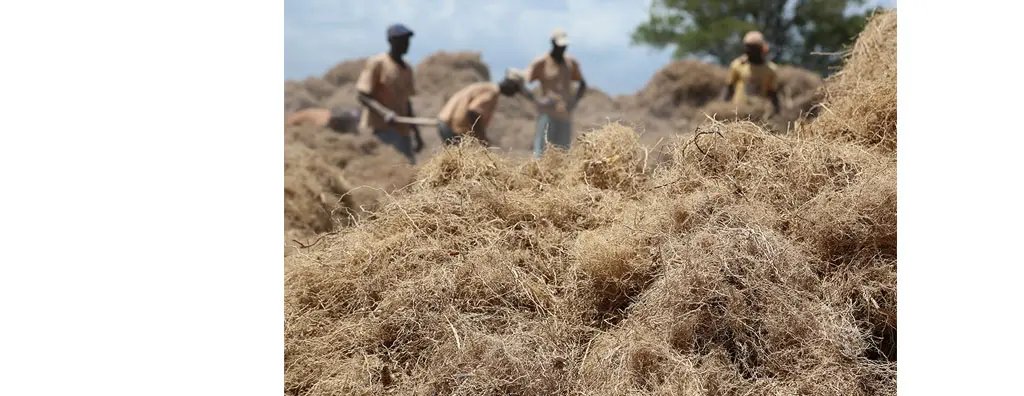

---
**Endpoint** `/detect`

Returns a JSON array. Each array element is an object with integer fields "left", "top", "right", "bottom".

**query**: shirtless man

[
  {"left": 525, "top": 28, "right": 587, "bottom": 157},
  {"left": 436, "top": 70, "right": 525, "bottom": 146}
]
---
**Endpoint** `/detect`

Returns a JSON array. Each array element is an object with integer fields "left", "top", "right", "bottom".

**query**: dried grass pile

[
  {"left": 285, "top": 81, "right": 318, "bottom": 113},
  {"left": 633, "top": 60, "right": 729, "bottom": 119},
  {"left": 283, "top": 125, "right": 417, "bottom": 254},
  {"left": 302, "top": 77, "right": 338, "bottom": 102},
  {"left": 777, "top": 65, "right": 825, "bottom": 119},
  {"left": 285, "top": 125, "right": 416, "bottom": 214},
  {"left": 625, "top": 59, "right": 824, "bottom": 138},
  {"left": 415, "top": 51, "right": 490, "bottom": 104},
  {"left": 694, "top": 64, "right": 824, "bottom": 131},
  {"left": 285, "top": 12, "right": 895, "bottom": 392},
  {"left": 323, "top": 58, "right": 367, "bottom": 87},
  {"left": 283, "top": 141, "right": 354, "bottom": 239},
  {"left": 286, "top": 122, "right": 896, "bottom": 394},
  {"left": 284, "top": 59, "right": 367, "bottom": 117},
  {"left": 800, "top": 11, "right": 896, "bottom": 152}
]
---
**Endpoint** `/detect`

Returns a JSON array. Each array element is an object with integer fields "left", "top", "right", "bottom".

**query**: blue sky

[{"left": 285, "top": 0, "right": 896, "bottom": 95}]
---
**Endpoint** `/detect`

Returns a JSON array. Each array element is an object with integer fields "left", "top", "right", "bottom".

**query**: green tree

[{"left": 632, "top": 0, "right": 877, "bottom": 74}]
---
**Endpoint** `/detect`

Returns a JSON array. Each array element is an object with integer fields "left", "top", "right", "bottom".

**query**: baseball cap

[
  {"left": 742, "top": 30, "right": 769, "bottom": 54},
  {"left": 551, "top": 28, "right": 570, "bottom": 46},
  {"left": 743, "top": 31, "right": 766, "bottom": 47},
  {"left": 387, "top": 24, "right": 414, "bottom": 39}
]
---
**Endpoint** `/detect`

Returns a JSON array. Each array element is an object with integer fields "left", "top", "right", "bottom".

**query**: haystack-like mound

[
  {"left": 283, "top": 141, "right": 354, "bottom": 239},
  {"left": 285, "top": 81, "right": 318, "bottom": 113},
  {"left": 691, "top": 65, "right": 824, "bottom": 132},
  {"left": 415, "top": 51, "right": 490, "bottom": 99},
  {"left": 633, "top": 60, "right": 728, "bottom": 119},
  {"left": 323, "top": 58, "right": 367, "bottom": 87},
  {"left": 285, "top": 125, "right": 417, "bottom": 215},
  {"left": 286, "top": 120, "right": 896, "bottom": 394},
  {"left": 302, "top": 76, "right": 338, "bottom": 102},
  {"left": 801, "top": 11, "right": 896, "bottom": 151},
  {"left": 285, "top": 9, "right": 896, "bottom": 393},
  {"left": 627, "top": 60, "right": 823, "bottom": 135},
  {"left": 777, "top": 65, "right": 825, "bottom": 117},
  {"left": 320, "top": 84, "right": 361, "bottom": 116}
]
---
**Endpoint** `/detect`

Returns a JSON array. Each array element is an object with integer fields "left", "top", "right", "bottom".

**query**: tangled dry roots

[
  {"left": 801, "top": 11, "right": 897, "bottom": 152},
  {"left": 284, "top": 125, "right": 416, "bottom": 241},
  {"left": 284, "top": 142, "right": 355, "bottom": 237},
  {"left": 285, "top": 11, "right": 895, "bottom": 395},
  {"left": 286, "top": 122, "right": 896, "bottom": 394}
]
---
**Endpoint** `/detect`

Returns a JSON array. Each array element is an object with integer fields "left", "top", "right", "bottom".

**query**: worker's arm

[
  {"left": 519, "top": 88, "right": 549, "bottom": 107},
  {"left": 355, "top": 58, "right": 397, "bottom": 123},
  {"left": 516, "top": 84, "right": 555, "bottom": 111},
  {"left": 568, "top": 59, "right": 586, "bottom": 112},
  {"left": 519, "top": 87, "right": 536, "bottom": 102},
  {"left": 570, "top": 79, "right": 587, "bottom": 112},
  {"left": 766, "top": 72, "right": 780, "bottom": 114},
  {"left": 724, "top": 63, "right": 739, "bottom": 102},
  {"left": 357, "top": 92, "right": 396, "bottom": 123},
  {"left": 768, "top": 90, "right": 780, "bottom": 114},
  {"left": 408, "top": 100, "right": 424, "bottom": 153}
]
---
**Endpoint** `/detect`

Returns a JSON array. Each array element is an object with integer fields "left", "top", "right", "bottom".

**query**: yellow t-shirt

[
  {"left": 437, "top": 82, "right": 500, "bottom": 138},
  {"left": 355, "top": 53, "right": 416, "bottom": 135},
  {"left": 526, "top": 53, "right": 583, "bottom": 120},
  {"left": 727, "top": 55, "right": 778, "bottom": 104}
]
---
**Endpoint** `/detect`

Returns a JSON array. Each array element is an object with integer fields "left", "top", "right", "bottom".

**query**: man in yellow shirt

[
  {"left": 355, "top": 23, "right": 423, "bottom": 163},
  {"left": 525, "top": 28, "right": 586, "bottom": 157},
  {"left": 724, "top": 31, "right": 780, "bottom": 114},
  {"left": 437, "top": 70, "right": 525, "bottom": 146}
]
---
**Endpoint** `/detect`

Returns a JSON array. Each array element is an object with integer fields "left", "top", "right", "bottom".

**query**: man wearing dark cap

[{"left": 355, "top": 23, "right": 423, "bottom": 163}]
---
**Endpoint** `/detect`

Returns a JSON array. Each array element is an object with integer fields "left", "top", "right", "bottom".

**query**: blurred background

[
  {"left": 283, "top": 0, "right": 898, "bottom": 244},
  {"left": 286, "top": 0, "right": 896, "bottom": 95}
]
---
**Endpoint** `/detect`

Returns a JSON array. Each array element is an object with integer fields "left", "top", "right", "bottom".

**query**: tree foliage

[{"left": 632, "top": 0, "right": 878, "bottom": 74}]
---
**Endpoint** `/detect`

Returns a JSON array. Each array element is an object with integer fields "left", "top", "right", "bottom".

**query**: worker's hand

[
  {"left": 382, "top": 110, "right": 397, "bottom": 124},
  {"left": 535, "top": 97, "right": 555, "bottom": 110}
]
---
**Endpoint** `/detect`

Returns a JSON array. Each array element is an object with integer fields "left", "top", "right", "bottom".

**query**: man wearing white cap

[
  {"left": 525, "top": 28, "right": 587, "bottom": 157},
  {"left": 436, "top": 69, "right": 526, "bottom": 146},
  {"left": 724, "top": 30, "right": 780, "bottom": 114},
  {"left": 355, "top": 23, "right": 423, "bottom": 163}
]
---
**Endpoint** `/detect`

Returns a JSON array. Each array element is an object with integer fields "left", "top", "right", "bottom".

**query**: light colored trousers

[{"left": 533, "top": 113, "right": 572, "bottom": 157}]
